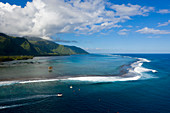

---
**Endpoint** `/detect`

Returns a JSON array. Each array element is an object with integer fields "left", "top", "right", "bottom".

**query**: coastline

[
  {"left": 0, "top": 53, "right": 89, "bottom": 62},
  {"left": 0, "top": 56, "right": 34, "bottom": 62}
]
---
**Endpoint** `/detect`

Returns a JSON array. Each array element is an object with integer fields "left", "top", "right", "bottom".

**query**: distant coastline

[
  {"left": 0, "top": 56, "right": 34, "bottom": 62},
  {"left": 0, "top": 54, "right": 82, "bottom": 62}
]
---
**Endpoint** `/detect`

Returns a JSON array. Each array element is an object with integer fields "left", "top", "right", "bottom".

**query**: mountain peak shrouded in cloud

[{"left": 0, "top": 0, "right": 154, "bottom": 39}]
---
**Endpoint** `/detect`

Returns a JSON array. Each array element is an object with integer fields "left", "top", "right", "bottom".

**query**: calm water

[{"left": 0, "top": 54, "right": 170, "bottom": 113}]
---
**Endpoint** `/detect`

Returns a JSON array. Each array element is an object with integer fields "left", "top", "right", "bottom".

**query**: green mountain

[
  {"left": 0, "top": 33, "right": 88, "bottom": 56},
  {"left": 0, "top": 33, "right": 38, "bottom": 55}
]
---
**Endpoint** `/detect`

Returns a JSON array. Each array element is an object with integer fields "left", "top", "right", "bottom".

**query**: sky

[{"left": 0, "top": 0, "right": 170, "bottom": 53}]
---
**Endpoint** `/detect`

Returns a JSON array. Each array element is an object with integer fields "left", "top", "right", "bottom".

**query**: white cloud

[
  {"left": 136, "top": 27, "right": 170, "bottom": 34},
  {"left": 110, "top": 3, "right": 154, "bottom": 17},
  {"left": 118, "top": 29, "right": 130, "bottom": 35},
  {"left": 157, "top": 9, "right": 170, "bottom": 14},
  {"left": 158, "top": 20, "right": 170, "bottom": 27},
  {"left": 0, "top": 0, "right": 154, "bottom": 39}
]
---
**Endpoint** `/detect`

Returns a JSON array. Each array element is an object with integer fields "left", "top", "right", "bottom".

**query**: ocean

[{"left": 0, "top": 54, "right": 170, "bottom": 113}]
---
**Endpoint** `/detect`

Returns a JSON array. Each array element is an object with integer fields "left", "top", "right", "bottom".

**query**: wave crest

[
  {"left": 0, "top": 56, "right": 157, "bottom": 85},
  {"left": 132, "top": 58, "right": 157, "bottom": 74},
  {"left": 67, "top": 57, "right": 157, "bottom": 82}
]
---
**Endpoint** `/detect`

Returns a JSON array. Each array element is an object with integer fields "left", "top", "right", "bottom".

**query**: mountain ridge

[{"left": 0, "top": 33, "right": 88, "bottom": 56}]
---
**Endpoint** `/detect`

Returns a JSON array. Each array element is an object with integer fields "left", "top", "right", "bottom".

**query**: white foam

[
  {"left": 0, "top": 96, "right": 48, "bottom": 110},
  {"left": 0, "top": 104, "right": 24, "bottom": 110},
  {"left": 137, "top": 58, "right": 151, "bottom": 62},
  {"left": 134, "top": 66, "right": 157, "bottom": 74},
  {"left": 67, "top": 76, "right": 141, "bottom": 82},
  {"left": 0, "top": 75, "right": 142, "bottom": 86},
  {"left": 19, "top": 79, "right": 59, "bottom": 84},
  {"left": 0, "top": 81, "right": 19, "bottom": 86},
  {"left": 0, "top": 95, "right": 57, "bottom": 104},
  {"left": 67, "top": 57, "right": 157, "bottom": 82},
  {"left": 0, "top": 101, "right": 37, "bottom": 110},
  {"left": 0, "top": 57, "right": 157, "bottom": 85},
  {"left": 0, "top": 94, "right": 58, "bottom": 110},
  {"left": 132, "top": 58, "right": 157, "bottom": 74},
  {"left": 0, "top": 79, "right": 60, "bottom": 87}
]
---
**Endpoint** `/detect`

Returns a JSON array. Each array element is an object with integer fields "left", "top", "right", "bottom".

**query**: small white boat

[
  {"left": 70, "top": 86, "right": 73, "bottom": 89},
  {"left": 57, "top": 93, "right": 63, "bottom": 97}
]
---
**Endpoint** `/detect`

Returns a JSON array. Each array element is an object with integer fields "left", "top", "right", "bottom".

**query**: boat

[
  {"left": 70, "top": 86, "right": 73, "bottom": 89},
  {"left": 48, "top": 66, "right": 53, "bottom": 72},
  {"left": 57, "top": 93, "right": 63, "bottom": 97}
]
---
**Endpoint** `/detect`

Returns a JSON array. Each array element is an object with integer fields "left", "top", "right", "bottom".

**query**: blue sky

[{"left": 0, "top": 0, "right": 170, "bottom": 53}]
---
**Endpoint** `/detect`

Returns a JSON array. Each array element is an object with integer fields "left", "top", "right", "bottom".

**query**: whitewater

[{"left": 0, "top": 55, "right": 157, "bottom": 86}]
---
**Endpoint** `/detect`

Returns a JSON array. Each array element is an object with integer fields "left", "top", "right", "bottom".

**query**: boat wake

[{"left": 0, "top": 95, "right": 58, "bottom": 110}]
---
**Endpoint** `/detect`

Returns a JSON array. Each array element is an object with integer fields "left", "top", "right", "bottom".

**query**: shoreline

[
  {"left": 0, "top": 56, "right": 34, "bottom": 62},
  {"left": 0, "top": 54, "right": 157, "bottom": 86},
  {"left": 0, "top": 54, "right": 89, "bottom": 62}
]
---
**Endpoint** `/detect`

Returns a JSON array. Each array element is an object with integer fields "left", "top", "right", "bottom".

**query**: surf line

[
  {"left": 0, "top": 57, "right": 158, "bottom": 86},
  {"left": 67, "top": 57, "right": 158, "bottom": 82}
]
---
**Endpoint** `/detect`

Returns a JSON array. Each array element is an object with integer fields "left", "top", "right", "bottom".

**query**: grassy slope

[
  {"left": 0, "top": 56, "right": 33, "bottom": 62},
  {"left": 0, "top": 33, "right": 88, "bottom": 56},
  {"left": 0, "top": 33, "right": 38, "bottom": 55}
]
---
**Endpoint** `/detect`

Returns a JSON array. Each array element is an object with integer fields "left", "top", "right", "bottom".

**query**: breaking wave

[
  {"left": 0, "top": 79, "right": 60, "bottom": 87},
  {"left": 67, "top": 57, "right": 158, "bottom": 82},
  {"left": 67, "top": 76, "right": 141, "bottom": 82},
  {"left": 129, "top": 58, "right": 157, "bottom": 77},
  {"left": 0, "top": 56, "right": 157, "bottom": 86}
]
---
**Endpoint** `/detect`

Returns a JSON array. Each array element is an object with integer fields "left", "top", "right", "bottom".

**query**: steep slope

[
  {"left": 26, "top": 36, "right": 88, "bottom": 55},
  {"left": 65, "top": 45, "right": 88, "bottom": 54},
  {"left": 0, "top": 33, "right": 88, "bottom": 56},
  {"left": 0, "top": 33, "right": 38, "bottom": 55}
]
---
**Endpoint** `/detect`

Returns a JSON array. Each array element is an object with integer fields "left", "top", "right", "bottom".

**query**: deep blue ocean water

[{"left": 0, "top": 54, "right": 170, "bottom": 113}]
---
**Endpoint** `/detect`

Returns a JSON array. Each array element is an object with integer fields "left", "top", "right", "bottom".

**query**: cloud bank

[
  {"left": 157, "top": 9, "right": 170, "bottom": 14},
  {"left": 136, "top": 27, "right": 170, "bottom": 34},
  {"left": 158, "top": 20, "right": 170, "bottom": 27},
  {"left": 0, "top": 0, "right": 154, "bottom": 39},
  {"left": 118, "top": 29, "right": 130, "bottom": 35}
]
